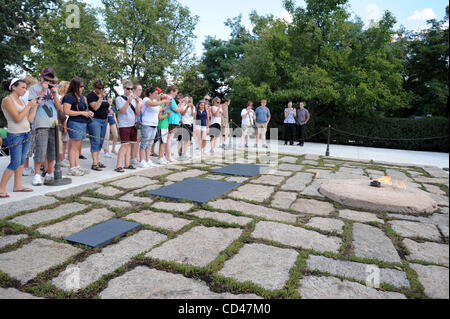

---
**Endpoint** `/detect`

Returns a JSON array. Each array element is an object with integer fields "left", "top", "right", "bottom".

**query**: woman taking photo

[
  {"left": 63, "top": 77, "right": 93, "bottom": 176},
  {"left": 0, "top": 78, "right": 40, "bottom": 198},
  {"left": 87, "top": 80, "right": 109, "bottom": 171},
  {"left": 284, "top": 101, "right": 296, "bottom": 146}
]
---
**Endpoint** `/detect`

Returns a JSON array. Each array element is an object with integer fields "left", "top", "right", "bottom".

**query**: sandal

[
  {"left": 115, "top": 167, "right": 125, "bottom": 173},
  {"left": 98, "top": 162, "right": 106, "bottom": 169},
  {"left": 0, "top": 193, "right": 10, "bottom": 198},
  {"left": 13, "top": 188, "right": 34, "bottom": 193},
  {"left": 125, "top": 165, "right": 136, "bottom": 170},
  {"left": 91, "top": 165, "right": 103, "bottom": 171}
]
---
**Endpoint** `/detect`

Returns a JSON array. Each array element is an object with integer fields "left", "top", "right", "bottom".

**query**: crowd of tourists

[{"left": 0, "top": 68, "right": 310, "bottom": 198}]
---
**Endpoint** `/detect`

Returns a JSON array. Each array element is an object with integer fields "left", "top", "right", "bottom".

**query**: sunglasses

[{"left": 126, "top": 88, "right": 133, "bottom": 91}]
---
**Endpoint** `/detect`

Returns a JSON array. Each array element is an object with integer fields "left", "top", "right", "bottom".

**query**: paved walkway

[{"left": 0, "top": 147, "right": 448, "bottom": 299}]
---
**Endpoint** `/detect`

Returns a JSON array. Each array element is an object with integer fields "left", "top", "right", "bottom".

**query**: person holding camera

[
  {"left": 115, "top": 80, "right": 141, "bottom": 173},
  {"left": 63, "top": 77, "right": 93, "bottom": 176},
  {"left": 87, "top": 80, "right": 110, "bottom": 171},
  {"left": 0, "top": 78, "right": 40, "bottom": 198},
  {"left": 27, "top": 67, "right": 63, "bottom": 186}
]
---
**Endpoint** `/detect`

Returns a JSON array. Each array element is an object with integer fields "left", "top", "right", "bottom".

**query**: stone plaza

[{"left": 0, "top": 149, "right": 448, "bottom": 299}]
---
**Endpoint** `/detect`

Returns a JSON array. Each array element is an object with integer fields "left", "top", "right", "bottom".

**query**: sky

[{"left": 84, "top": 0, "right": 448, "bottom": 57}]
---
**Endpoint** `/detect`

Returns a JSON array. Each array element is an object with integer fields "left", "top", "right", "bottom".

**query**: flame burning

[{"left": 377, "top": 175, "right": 407, "bottom": 189}]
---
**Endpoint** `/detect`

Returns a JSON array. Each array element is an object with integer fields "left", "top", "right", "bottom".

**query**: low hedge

[{"left": 231, "top": 114, "right": 449, "bottom": 153}]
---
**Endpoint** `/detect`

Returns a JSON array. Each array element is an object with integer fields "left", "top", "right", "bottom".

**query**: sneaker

[
  {"left": 44, "top": 173, "right": 54, "bottom": 184},
  {"left": 32, "top": 174, "right": 44, "bottom": 186},
  {"left": 22, "top": 168, "right": 35, "bottom": 176},
  {"left": 60, "top": 159, "right": 70, "bottom": 168},
  {"left": 131, "top": 158, "right": 140, "bottom": 165},
  {"left": 104, "top": 153, "right": 113, "bottom": 159},
  {"left": 68, "top": 168, "right": 85, "bottom": 176},
  {"left": 146, "top": 160, "right": 156, "bottom": 167},
  {"left": 245, "top": 144, "right": 249, "bottom": 148},
  {"left": 210, "top": 149, "right": 215, "bottom": 154},
  {"left": 157, "top": 158, "right": 167, "bottom": 165},
  {"left": 138, "top": 160, "right": 149, "bottom": 168}
]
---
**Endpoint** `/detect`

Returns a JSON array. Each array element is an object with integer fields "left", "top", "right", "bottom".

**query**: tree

[
  {"left": 403, "top": 6, "right": 449, "bottom": 117},
  {"left": 24, "top": 0, "right": 120, "bottom": 91},
  {"left": 101, "top": 0, "right": 198, "bottom": 89},
  {"left": 0, "top": 0, "right": 59, "bottom": 80}
]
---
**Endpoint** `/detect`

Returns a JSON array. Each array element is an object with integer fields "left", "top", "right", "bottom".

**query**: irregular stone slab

[
  {"left": 133, "top": 184, "right": 163, "bottom": 194},
  {"left": 0, "top": 234, "right": 28, "bottom": 249},
  {"left": 0, "top": 239, "right": 82, "bottom": 284},
  {"left": 152, "top": 202, "right": 194, "bottom": 212},
  {"left": 304, "top": 154, "right": 320, "bottom": 160},
  {"left": 95, "top": 187, "right": 123, "bottom": 197},
  {"left": 253, "top": 221, "right": 341, "bottom": 253},
  {"left": 46, "top": 184, "right": 101, "bottom": 198},
  {"left": 205, "top": 175, "right": 225, "bottom": 181},
  {"left": 110, "top": 176, "right": 156, "bottom": 189},
  {"left": 353, "top": 223, "right": 401, "bottom": 263},
  {"left": 389, "top": 221, "right": 441, "bottom": 241},
  {"left": 424, "top": 184, "right": 446, "bottom": 196},
  {"left": 80, "top": 197, "right": 132, "bottom": 209},
  {"left": 367, "top": 169, "right": 385, "bottom": 178},
  {"left": 306, "top": 217, "right": 344, "bottom": 234},
  {"left": 53, "top": 230, "right": 167, "bottom": 291},
  {"left": 414, "top": 177, "right": 449, "bottom": 187},
  {"left": 280, "top": 156, "right": 299, "bottom": 163},
  {"left": 261, "top": 169, "right": 293, "bottom": 177},
  {"left": 271, "top": 192, "right": 297, "bottom": 209},
  {"left": 209, "top": 199, "right": 297, "bottom": 223},
  {"left": 225, "top": 176, "right": 249, "bottom": 183},
  {"left": 191, "top": 210, "right": 253, "bottom": 226},
  {"left": 422, "top": 166, "right": 449, "bottom": 178},
  {"left": 137, "top": 168, "right": 172, "bottom": 178},
  {"left": 339, "top": 209, "right": 383, "bottom": 223},
  {"left": 100, "top": 266, "right": 260, "bottom": 299},
  {"left": 10, "top": 203, "right": 88, "bottom": 227},
  {"left": 0, "top": 196, "right": 59, "bottom": 219},
  {"left": 320, "top": 179, "right": 438, "bottom": 214},
  {"left": 0, "top": 287, "right": 43, "bottom": 299},
  {"left": 126, "top": 211, "right": 191, "bottom": 232},
  {"left": 307, "top": 169, "right": 333, "bottom": 179},
  {"left": 146, "top": 226, "right": 242, "bottom": 267},
  {"left": 299, "top": 276, "right": 406, "bottom": 299},
  {"left": 430, "top": 193, "right": 449, "bottom": 207},
  {"left": 339, "top": 167, "right": 365, "bottom": 176},
  {"left": 439, "top": 225, "right": 449, "bottom": 237},
  {"left": 403, "top": 239, "right": 449, "bottom": 266},
  {"left": 167, "top": 169, "right": 205, "bottom": 182},
  {"left": 37, "top": 208, "right": 115, "bottom": 238},
  {"left": 290, "top": 198, "right": 335, "bottom": 216},
  {"left": 410, "top": 264, "right": 449, "bottom": 299},
  {"left": 251, "top": 175, "right": 285, "bottom": 186},
  {"left": 302, "top": 160, "right": 319, "bottom": 166},
  {"left": 120, "top": 193, "right": 154, "bottom": 204},
  {"left": 441, "top": 207, "right": 449, "bottom": 215},
  {"left": 229, "top": 184, "right": 275, "bottom": 203},
  {"left": 281, "top": 172, "right": 314, "bottom": 192},
  {"left": 307, "top": 255, "right": 410, "bottom": 288},
  {"left": 387, "top": 213, "right": 449, "bottom": 227},
  {"left": 219, "top": 243, "right": 298, "bottom": 291},
  {"left": 278, "top": 164, "right": 304, "bottom": 172},
  {"left": 301, "top": 180, "right": 325, "bottom": 198}
]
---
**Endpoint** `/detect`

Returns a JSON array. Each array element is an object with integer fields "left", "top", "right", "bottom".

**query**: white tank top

[{"left": 1, "top": 96, "right": 30, "bottom": 134}]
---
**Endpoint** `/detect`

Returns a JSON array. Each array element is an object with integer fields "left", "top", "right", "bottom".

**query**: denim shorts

[
  {"left": 7, "top": 131, "right": 31, "bottom": 171},
  {"left": 87, "top": 118, "right": 107, "bottom": 152},
  {"left": 67, "top": 119, "right": 87, "bottom": 141},
  {"left": 140, "top": 125, "right": 158, "bottom": 150}
]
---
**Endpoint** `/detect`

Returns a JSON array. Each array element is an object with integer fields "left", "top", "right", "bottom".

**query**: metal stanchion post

[
  {"left": 325, "top": 125, "right": 331, "bottom": 157},
  {"left": 46, "top": 120, "right": 72, "bottom": 186}
]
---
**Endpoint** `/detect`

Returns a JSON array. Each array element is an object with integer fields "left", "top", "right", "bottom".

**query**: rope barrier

[{"left": 330, "top": 127, "right": 449, "bottom": 141}]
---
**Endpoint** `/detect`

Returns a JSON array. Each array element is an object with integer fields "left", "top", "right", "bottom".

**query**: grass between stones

[{"left": 0, "top": 151, "right": 447, "bottom": 299}]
